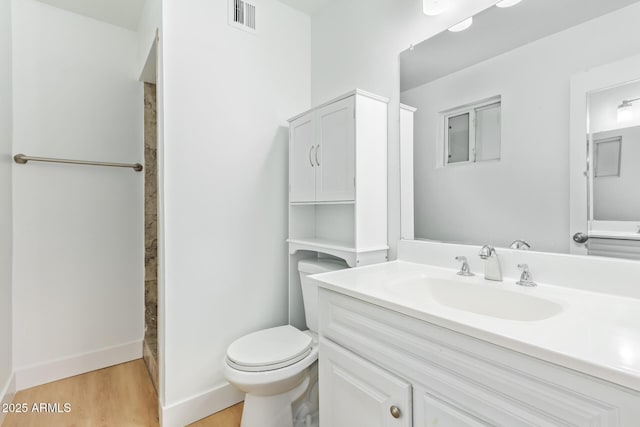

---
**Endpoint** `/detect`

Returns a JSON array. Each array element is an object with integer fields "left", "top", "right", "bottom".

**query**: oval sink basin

[{"left": 386, "top": 277, "right": 563, "bottom": 321}]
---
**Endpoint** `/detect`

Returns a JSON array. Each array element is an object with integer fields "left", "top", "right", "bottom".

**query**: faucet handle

[
  {"left": 516, "top": 264, "right": 536, "bottom": 287},
  {"left": 455, "top": 256, "right": 474, "bottom": 277},
  {"left": 510, "top": 240, "right": 531, "bottom": 250}
]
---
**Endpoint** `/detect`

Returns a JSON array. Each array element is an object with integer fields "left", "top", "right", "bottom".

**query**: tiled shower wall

[{"left": 143, "top": 82, "right": 159, "bottom": 391}]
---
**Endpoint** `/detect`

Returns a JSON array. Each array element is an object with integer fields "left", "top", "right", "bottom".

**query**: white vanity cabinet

[
  {"left": 413, "top": 387, "right": 490, "bottom": 427},
  {"left": 318, "top": 289, "right": 640, "bottom": 427},
  {"left": 320, "top": 338, "right": 411, "bottom": 427}
]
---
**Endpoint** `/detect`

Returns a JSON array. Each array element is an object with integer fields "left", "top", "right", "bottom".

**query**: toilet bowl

[{"left": 223, "top": 258, "right": 347, "bottom": 427}]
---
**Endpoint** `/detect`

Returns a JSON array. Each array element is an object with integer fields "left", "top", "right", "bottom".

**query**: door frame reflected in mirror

[{"left": 569, "top": 53, "right": 640, "bottom": 254}]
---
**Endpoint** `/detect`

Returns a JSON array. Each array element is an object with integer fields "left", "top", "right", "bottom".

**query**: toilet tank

[{"left": 298, "top": 259, "right": 348, "bottom": 333}]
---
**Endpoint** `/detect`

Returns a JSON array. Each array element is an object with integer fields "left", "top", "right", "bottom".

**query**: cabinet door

[
  {"left": 320, "top": 339, "right": 411, "bottom": 427},
  {"left": 414, "top": 389, "right": 493, "bottom": 427},
  {"left": 315, "top": 97, "right": 356, "bottom": 202},
  {"left": 289, "top": 113, "right": 316, "bottom": 202}
]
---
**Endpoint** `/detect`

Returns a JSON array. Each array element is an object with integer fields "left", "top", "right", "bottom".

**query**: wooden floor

[{"left": 2, "top": 359, "right": 243, "bottom": 427}]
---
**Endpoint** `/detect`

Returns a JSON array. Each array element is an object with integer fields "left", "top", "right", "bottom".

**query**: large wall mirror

[{"left": 400, "top": 0, "right": 640, "bottom": 258}]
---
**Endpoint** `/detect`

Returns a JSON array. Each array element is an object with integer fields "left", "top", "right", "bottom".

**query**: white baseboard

[
  {"left": 160, "top": 382, "right": 244, "bottom": 427},
  {"left": 0, "top": 372, "right": 16, "bottom": 426},
  {"left": 15, "top": 340, "right": 142, "bottom": 391}
]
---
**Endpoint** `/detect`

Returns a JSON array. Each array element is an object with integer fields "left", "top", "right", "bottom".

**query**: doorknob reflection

[{"left": 573, "top": 233, "right": 589, "bottom": 244}]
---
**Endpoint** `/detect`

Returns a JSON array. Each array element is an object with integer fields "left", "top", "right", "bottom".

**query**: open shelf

[
  {"left": 287, "top": 237, "right": 389, "bottom": 268},
  {"left": 289, "top": 203, "right": 356, "bottom": 247},
  {"left": 286, "top": 237, "right": 356, "bottom": 267},
  {"left": 287, "top": 237, "right": 356, "bottom": 252}
]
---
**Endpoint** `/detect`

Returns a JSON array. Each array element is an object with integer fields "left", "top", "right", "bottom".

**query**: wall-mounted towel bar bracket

[{"left": 13, "top": 153, "right": 143, "bottom": 172}]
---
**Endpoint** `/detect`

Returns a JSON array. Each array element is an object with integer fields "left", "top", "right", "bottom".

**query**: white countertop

[{"left": 312, "top": 260, "right": 640, "bottom": 392}]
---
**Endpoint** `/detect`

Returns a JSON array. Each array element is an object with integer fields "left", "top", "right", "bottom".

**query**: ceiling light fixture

[
  {"left": 423, "top": 0, "right": 447, "bottom": 16},
  {"left": 448, "top": 17, "right": 473, "bottom": 32},
  {"left": 617, "top": 98, "right": 639, "bottom": 122},
  {"left": 496, "top": 0, "right": 523, "bottom": 8}
]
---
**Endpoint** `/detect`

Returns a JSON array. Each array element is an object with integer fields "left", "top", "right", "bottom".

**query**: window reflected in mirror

[
  {"left": 444, "top": 98, "right": 501, "bottom": 166},
  {"left": 447, "top": 113, "right": 470, "bottom": 164}
]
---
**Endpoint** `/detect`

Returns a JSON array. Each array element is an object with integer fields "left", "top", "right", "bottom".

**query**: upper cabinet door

[
  {"left": 320, "top": 338, "right": 412, "bottom": 427},
  {"left": 289, "top": 112, "right": 316, "bottom": 203},
  {"left": 315, "top": 97, "right": 356, "bottom": 202}
]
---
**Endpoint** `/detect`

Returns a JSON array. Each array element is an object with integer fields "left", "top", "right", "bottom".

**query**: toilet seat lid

[{"left": 227, "top": 325, "right": 312, "bottom": 368}]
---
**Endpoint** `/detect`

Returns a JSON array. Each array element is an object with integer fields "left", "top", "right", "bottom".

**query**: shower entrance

[
  {"left": 143, "top": 80, "right": 158, "bottom": 392},
  {"left": 141, "top": 35, "right": 159, "bottom": 393}
]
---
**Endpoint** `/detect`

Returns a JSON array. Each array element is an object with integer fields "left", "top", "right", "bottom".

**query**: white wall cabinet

[
  {"left": 289, "top": 113, "right": 317, "bottom": 202},
  {"left": 319, "top": 289, "right": 640, "bottom": 427},
  {"left": 320, "top": 338, "right": 411, "bottom": 427},
  {"left": 314, "top": 97, "right": 356, "bottom": 202},
  {"left": 290, "top": 97, "right": 356, "bottom": 203},
  {"left": 287, "top": 89, "right": 389, "bottom": 329}
]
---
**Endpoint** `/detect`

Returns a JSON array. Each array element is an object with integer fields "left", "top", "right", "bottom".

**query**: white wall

[
  {"left": 0, "top": 0, "right": 14, "bottom": 415},
  {"left": 11, "top": 0, "right": 144, "bottom": 389},
  {"left": 401, "top": 3, "right": 640, "bottom": 253},
  {"left": 310, "top": 0, "right": 497, "bottom": 259},
  {"left": 137, "top": 0, "right": 161, "bottom": 78},
  {"left": 160, "top": 0, "right": 310, "bottom": 424}
]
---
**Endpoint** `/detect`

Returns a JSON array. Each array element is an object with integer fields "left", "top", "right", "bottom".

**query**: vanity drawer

[{"left": 318, "top": 289, "right": 640, "bottom": 426}]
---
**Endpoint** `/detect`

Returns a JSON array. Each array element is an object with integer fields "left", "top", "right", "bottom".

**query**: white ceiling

[
  {"left": 400, "top": 0, "right": 640, "bottom": 91},
  {"left": 35, "top": 0, "right": 146, "bottom": 31},
  {"left": 277, "top": 0, "right": 333, "bottom": 15}
]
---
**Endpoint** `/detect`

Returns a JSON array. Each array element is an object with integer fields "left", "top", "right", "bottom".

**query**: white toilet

[{"left": 224, "top": 258, "right": 347, "bottom": 427}]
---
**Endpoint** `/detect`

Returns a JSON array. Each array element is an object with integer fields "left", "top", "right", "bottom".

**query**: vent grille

[{"left": 230, "top": 0, "right": 257, "bottom": 32}]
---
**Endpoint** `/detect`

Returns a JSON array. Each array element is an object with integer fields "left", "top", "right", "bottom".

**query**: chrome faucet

[
  {"left": 478, "top": 245, "right": 502, "bottom": 281},
  {"left": 510, "top": 239, "right": 531, "bottom": 250},
  {"left": 516, "top": 264, "right": 537, "bottom": 287},
  {"left": 455, "top": 256, "right": 474, "bottom": 276}
]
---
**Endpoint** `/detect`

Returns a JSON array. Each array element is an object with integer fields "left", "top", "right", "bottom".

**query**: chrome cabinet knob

[{"left": 390, "top": 405, "right": 401, "bottom": 419}]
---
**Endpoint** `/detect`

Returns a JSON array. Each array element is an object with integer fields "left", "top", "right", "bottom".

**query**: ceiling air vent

[{"left": 229, "top": 0, "right": 257, "bottom": 33}]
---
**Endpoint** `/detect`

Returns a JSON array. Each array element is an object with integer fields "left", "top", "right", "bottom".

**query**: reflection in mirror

[
  {"left": 589, "top": 81, "right": 640, "bottom": 223},
  {"left": 400, "top": 0, "right": 640, "bottom": 256}
]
